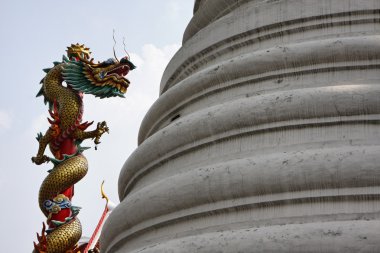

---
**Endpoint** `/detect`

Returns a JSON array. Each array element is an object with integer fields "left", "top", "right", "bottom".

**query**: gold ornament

[{"left": 66, "top": 43, "right": 91, "bottom": 60}]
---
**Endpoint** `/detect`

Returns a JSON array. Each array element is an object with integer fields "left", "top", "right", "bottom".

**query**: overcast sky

[{"left": 0, "top": 1, "right": 193, "bottom": 251}]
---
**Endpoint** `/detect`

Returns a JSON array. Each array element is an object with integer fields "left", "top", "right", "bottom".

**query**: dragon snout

[{"left": 120, "top": 57, "right": 136, "bottom": 70}]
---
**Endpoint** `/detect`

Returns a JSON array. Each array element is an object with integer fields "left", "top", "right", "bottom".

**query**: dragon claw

[
  {"left": 94, "top": 121, "right": 109, "bottom": 146},
  {"left": 32, "top": 155, "right": 50, "bottom": 165}
]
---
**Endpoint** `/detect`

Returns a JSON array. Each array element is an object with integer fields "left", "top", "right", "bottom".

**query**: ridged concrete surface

[{"left": 101, "top": 0, "right": 380, "bottom": 252}]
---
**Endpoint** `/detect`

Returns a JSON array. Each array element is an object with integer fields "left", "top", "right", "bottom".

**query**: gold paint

[
  {"left": 33, "top": 45, "right": 133, "bottom": 252},
  {"left": 100, "top": 180, "right": 109, "bottom": 204},
  {"left": 66, "top": 43, "right": 91, "bottom": 60}
]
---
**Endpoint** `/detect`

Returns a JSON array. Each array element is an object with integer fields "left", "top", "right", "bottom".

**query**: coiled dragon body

[{"left": 32, "top": 44, "right": 135, "bottom": 253}]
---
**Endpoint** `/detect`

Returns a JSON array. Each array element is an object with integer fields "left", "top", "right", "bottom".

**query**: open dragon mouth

[
  {"left": 101, "top": 57, "right": 136, "bottom": 91},
  {"left": 106, "top": 65, "right": 130, "bottom": 83}
]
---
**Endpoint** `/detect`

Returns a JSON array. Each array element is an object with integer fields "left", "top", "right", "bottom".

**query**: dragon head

[{"left": 62, "top": 43, "right": 136, "bottom": 98}]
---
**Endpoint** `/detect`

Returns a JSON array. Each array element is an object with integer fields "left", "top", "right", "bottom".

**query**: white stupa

[{"left": 101, "top": 0, "right": 380, "bottom": 252}]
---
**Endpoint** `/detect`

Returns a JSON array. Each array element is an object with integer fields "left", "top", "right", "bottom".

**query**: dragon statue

[{"left": 32, "top": 43, "right": 135, "bottom": 253}]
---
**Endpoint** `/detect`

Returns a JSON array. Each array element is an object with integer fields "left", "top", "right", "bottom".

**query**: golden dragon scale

[{"left": 32, "top": 44, "right": 135, "bottom": 253}]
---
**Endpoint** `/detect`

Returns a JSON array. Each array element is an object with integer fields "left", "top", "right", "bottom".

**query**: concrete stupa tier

[{"left": 101, "top": 0, "right": 380, "bottom": 252}]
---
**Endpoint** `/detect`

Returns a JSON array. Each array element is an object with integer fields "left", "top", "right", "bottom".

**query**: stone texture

[{"left": 101, "top": 0, "right": 380, "bottom": 252}]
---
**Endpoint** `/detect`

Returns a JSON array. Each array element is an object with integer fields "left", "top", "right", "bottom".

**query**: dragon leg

[
  {"left": 74, "top": 121, "right": 109, "bottom": 145},
  {"left": 32, "top": 129, "right": 53, "bottom": 165}
]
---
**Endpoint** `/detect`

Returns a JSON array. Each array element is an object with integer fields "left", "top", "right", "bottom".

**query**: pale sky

[{"left": 0, "top": 1, "right": 193, "bottom": 251}]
